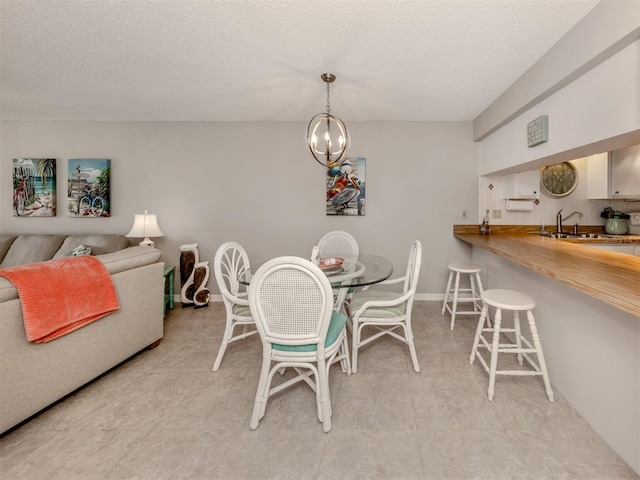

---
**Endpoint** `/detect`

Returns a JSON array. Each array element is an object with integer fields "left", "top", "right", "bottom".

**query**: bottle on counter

[{"left": 480, "top": 210, "right": 490, "bottom": 235}]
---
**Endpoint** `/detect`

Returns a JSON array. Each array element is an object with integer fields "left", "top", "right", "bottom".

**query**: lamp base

[{"left": 139, "top": 238, "right": 156, "bottom": 247}]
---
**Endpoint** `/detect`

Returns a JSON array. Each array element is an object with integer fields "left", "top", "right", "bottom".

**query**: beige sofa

[{"left": 0, "top": 235, "right": 164, "bottom": 434}]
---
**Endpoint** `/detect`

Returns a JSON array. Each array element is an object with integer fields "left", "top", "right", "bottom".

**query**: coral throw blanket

[{"left": 0, "top": 256, "right": 120, "bottom": 343}]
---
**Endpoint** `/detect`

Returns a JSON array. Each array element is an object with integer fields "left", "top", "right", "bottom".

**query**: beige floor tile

[
  {"left": 212, "top": 429, "right": 326, "bottom": 479},
  {"left": 0, "top": 429, "right": 58, "bottom": 473},
  {"left": 410, "top": 372, "right": 504, "bottom": 431},
  {"left": 1, "top": 301, "right": 636, "bottom": 480},
  {"left": 317, "top": 429, "right": 423, "bottom": 480},
  {"left": 509, "top": 429, "right": 640, "bottom": 479},
  {"left": 159, "top": 373, "right": 256, "bottom": 430},
  {"left": 2, "top": 430, "right": 147, "bottom": 480},
  {"left": 413, "top": 335, "right": 474, "bottom": 373},
  {"left": 418, "top": 429, "right": 530, "bottom": 480},
  {"left": 107, "top": 428, "right": 235, "bottom": 480},
  {"left": 331, "top": 371, "right": 416, "bottom": 430}
]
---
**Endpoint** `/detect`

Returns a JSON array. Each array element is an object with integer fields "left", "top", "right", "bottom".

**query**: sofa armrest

[{"left": 97, "top": 245, "right": 162, "bottom": 275}]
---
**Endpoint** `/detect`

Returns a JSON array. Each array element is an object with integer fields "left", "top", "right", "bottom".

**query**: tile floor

[{"left": 1, "top": 301, "right": 638, "bottom": 480}]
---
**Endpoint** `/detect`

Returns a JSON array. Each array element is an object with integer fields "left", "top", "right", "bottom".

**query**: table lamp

[{"left": 126, "top": 210, "right": 164, "bottom": 246}]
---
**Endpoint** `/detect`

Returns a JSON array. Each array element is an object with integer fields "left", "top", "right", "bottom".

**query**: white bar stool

[
  {"left": 469, "top": 289, "right": 554, "bottom": 402},
  {"left": 441, "top": 262, "right": 484, "bottom": 330}
]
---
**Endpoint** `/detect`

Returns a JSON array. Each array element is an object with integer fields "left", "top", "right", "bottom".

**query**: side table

[{"left": 163, "top": 265, "right": 175, "bottom": 318}]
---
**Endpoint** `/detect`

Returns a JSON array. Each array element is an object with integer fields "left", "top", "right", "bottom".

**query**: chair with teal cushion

[
  {"left": 249, "top": 256, "right": 350, "bottom": 432},
  {"left": 350, "top": 240, "right": 422, "bottom": 373},
  {"left": 212, "top": 241, "right": 258, "bottom": 371}
]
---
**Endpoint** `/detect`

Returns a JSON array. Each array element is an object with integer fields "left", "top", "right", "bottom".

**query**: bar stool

[
  {"left": 469, "top": 289, "right": 554, "bottom": 402},
  {"left": 441, "top": 262, "right": 484, "bottom": 330}
]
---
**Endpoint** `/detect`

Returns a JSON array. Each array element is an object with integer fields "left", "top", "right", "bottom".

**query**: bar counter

[{"left": 453, "top": 225, "right": 640, "bottom": 318}]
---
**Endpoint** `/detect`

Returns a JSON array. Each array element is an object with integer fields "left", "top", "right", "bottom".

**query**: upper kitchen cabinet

[
  {"left": 586, "top": 152, "right": 610, "bottom": 199},
  {"left": 502, "top": 169, "right": 540, "bottom": 199},
  {"left": 587, "top": 145, "right": 640, "bottom": 199},
  {"left": 610, "top": 145, "right": 640, "bottom": 198}
]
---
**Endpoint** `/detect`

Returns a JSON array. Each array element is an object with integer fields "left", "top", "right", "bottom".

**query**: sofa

[{"left": 0, "top": 234, "right": 165, "bottom": 434}]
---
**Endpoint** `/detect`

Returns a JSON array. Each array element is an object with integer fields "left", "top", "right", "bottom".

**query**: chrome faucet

[{"left": 556, "top": 209, "right": 583, "bottom": 234}]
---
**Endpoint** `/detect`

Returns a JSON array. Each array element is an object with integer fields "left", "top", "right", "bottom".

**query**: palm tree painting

[{"left": 12, "top": 158, "right": 56, "bottom": 217}]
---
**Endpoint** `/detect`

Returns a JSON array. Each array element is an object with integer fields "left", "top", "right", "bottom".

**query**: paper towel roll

[{"left": 505, "top": 199, "right": 533, "bottom": 211}]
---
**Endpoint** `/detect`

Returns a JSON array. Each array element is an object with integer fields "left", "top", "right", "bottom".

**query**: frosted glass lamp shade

[{"left": 126, "top": 210, "right": 164, "bottom": 246}]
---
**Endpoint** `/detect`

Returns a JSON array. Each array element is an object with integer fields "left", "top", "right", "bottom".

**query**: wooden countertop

[{"left": 453, "top": 225, "right": 640, "bottom": 318}]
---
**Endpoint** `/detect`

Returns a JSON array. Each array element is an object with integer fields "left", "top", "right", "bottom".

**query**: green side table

[{"left": 163, "top": 265, "right": 175, "bottom": 317}]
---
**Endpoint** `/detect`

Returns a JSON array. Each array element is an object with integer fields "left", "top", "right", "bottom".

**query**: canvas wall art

[
  {"left": 12, "top": 158, "right": 56, "bottom": 217},
  {"left": 68, "top": 159, "right": 111, "bottom": 217},
  {"left": 326, "top": 157, "right": 366, "bottom": 216}
]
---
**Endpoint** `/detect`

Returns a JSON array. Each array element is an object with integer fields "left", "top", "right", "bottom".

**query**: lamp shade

[{"left": 126, "top": 210, "right": 164, "bottom": 246}]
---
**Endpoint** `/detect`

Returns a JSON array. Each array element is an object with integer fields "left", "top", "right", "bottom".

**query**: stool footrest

[
  {"left": 448, "top": 310, "right": 482, "bottom": 316},
  {"left": 477, "top": 343, "right": 537, "bottom": 354},
  {"left": 494, "top": 370, "right": 544, "bottom": 376}
]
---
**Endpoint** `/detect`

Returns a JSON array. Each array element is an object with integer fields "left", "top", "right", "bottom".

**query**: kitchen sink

[{"left": 532, "top": 232, "right": 616, "bottom": 239}]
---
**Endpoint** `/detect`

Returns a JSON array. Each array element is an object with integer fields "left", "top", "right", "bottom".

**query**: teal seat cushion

[
  {"left": 272, "top": 312, "right": 347, "bottom": 352},
  {"left": 350, "top": 291, "right": 407, "bottom": 318}
]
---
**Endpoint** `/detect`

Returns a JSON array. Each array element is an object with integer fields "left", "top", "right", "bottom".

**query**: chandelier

[{"left": 306, "top": 73, "right": 350, "bottom": 169}]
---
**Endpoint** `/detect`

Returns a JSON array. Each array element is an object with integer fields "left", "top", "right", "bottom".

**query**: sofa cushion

[
  {"left": 0, "top": 236, "right": 17, "bottom": 264},
  {"left": 0, "top": 277, "right": 17, "bottom": 302},
  {"left": 0, "top": 235, "right": 66, "bottom": 268},
  {"left": 53, "top": 235, "right": 130, "bottom": 258}
]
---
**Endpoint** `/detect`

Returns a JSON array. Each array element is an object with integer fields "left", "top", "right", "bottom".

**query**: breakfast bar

[
  {"left": 453, "top": 225, "right": 640, "bottom": 317},
  {"left": 453, "top": 224, "right": 640, "bottom": 473}
]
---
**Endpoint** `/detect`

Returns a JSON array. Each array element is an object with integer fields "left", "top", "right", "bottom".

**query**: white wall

[
  {"left": 0, "top": 121, "right": 479, "bottom": 297},
  {"left": 479, "top": 40, "right": 639, "bottom": 176}
]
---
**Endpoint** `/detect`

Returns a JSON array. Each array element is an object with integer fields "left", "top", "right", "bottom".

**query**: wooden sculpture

[
  {"left": 180, "top": 243, "right": 198, "bottom": 307},
  {"left": 180, "top": 243, "right": 210, "bottom": 308},
  {"left": 193, "top": 261, "right": 211, "bottom": 308}
]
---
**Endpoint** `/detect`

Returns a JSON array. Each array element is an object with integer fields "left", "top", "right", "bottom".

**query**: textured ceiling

[{"left": 0, "top": 0, "right": 599, "bottom": 122}]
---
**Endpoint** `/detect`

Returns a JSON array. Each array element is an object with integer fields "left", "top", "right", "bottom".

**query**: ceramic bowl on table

[{"left": 318, "top": 257, "right": 344, "bottom": 273}]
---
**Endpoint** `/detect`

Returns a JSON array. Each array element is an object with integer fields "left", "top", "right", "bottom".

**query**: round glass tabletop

[{"left": 238, "top": 254, "right": 393, "bottom": 289}]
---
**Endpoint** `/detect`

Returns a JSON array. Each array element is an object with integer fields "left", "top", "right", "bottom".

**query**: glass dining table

[{"left": 237, "top": 254, "right": 393, "bottom": 307}]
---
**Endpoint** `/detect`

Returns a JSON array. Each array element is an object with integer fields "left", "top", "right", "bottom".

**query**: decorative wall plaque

[{"left": 527, "top": 115, "right": 549, "bottom": 147}]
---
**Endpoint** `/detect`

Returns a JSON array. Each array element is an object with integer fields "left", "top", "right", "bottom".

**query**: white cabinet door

[
  {"left": 586, "top": 152, "right": 610, "bottom": 199},
  {"left": 611, "top": 145, "right": 640, "bottom": 198}
]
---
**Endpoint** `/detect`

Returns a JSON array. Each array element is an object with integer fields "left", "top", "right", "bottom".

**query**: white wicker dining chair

[
  {"left": 349, "top": 240, "right": 422, "bottom": 374},
  {"left": 317, "top": 230, "right": 359, "bottom": 312},
  {"left": 211, "top": 241, "right": 258, "bottom": 371},
  {"left": 317, "top": 230, "right": 359, "bottom": 268},
  {"left": 248, "top": 256, "right": 350, "bottom": 432}
]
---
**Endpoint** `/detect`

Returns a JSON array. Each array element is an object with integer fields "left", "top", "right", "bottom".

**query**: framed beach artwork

[
  {"left": 68, "top": 159, "right": 111, "bottom": 217},
  {"left": 326, "top": 157, "right": 366, "bottom": 216},
  {"left": 12, "top": 158, "right": 56, "bottom": 217}
]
